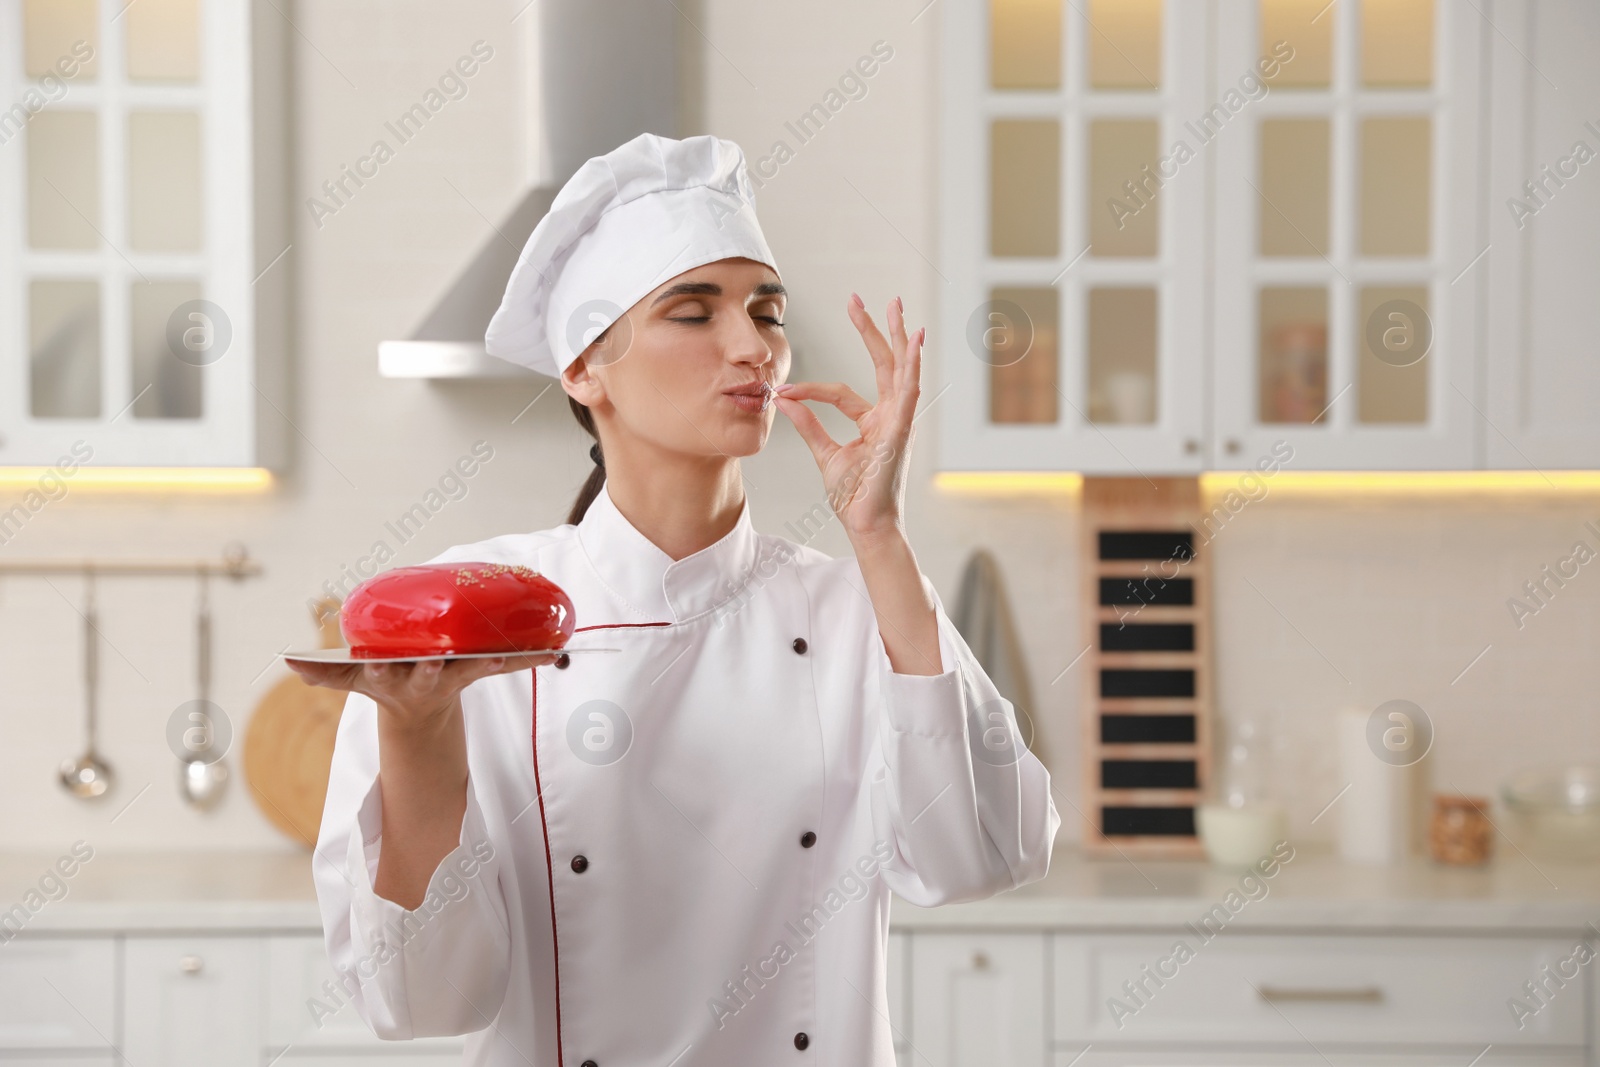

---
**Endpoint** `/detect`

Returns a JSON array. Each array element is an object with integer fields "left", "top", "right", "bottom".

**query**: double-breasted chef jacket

[{"left": 314, "top": 481, "right": 1061, "bottom": 1066}]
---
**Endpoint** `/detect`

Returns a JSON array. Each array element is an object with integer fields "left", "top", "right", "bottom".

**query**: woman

[{"left": 295, "top": 133, "right": 1058, "bottom": 1067}]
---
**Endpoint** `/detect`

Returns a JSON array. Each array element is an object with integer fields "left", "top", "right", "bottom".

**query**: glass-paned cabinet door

[
  {"left": 0, "top": 0, "right": 264, "bottom": 467},
  {"left": 940, "top": 0, "right": 1209, "bottom": 473},
  {"left": 1210, "top": 0, "right": 1484, "bottom": 469}
]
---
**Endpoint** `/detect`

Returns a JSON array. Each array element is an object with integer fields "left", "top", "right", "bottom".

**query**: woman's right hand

[{"left": 287, "top": 654, "right": 558, "bottom": 729}]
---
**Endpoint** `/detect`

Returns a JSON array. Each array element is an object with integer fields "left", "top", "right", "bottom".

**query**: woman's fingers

[
  {"left": 773, "top": 394, "right": 842, "bottom": 469},
  {"left": 895, "top": 325, "right": 925, "bottom": 425},
  {"left": 848, "top": 294, "right": 925, "bottom": 408},
  {"left": 887, "top": 296, "right": 909, "bottom": 365},
  {"left": 847, "top": 294, "right": 897, "bottom": 399},
  {"left": 491, "top": 652, "right": 560, "bottom": 673},
  {"left": 286, "top": 661, "right": 360, "bottom": 691},
  {"left": 774, "top": 381, "right": 873, "bottom": 421}
]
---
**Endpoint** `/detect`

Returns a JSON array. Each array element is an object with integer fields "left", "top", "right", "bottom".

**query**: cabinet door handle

[
  {"left": 971, "top": 951, "right": 990, "bottom": 971},
  {"left": 179, "top": 954, "right": 204, "bottom": 975},
  {"left": 1257, "top": 984, "right": 1383, "bottom": 1004},
  {"left": 1224, "top": 438, "right": 1242, "bottom": 455},
  {"left": 1183, "top": 438, "right": 1199, "bottom": 455}
]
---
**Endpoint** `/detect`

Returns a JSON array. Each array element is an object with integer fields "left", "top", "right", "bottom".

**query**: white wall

[{"left": 1, "top": 0, "right": 1596, "bottom": 854}]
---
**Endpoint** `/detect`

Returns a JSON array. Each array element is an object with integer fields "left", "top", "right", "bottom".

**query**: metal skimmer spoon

[
  {"left": 179, "top": 570, "right": 229, "bottom": 809},
  {"left": 60, "top": 570, "right": 114, "bottom": 799}
]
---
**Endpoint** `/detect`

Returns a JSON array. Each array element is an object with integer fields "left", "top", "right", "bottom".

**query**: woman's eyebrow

[{"left": 650, "top": 280, "right": 788, "bottom": 307}]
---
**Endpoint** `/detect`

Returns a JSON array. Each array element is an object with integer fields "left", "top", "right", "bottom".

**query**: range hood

[{"left": 379, "top": 0, "right": 680, "bottom": 379}]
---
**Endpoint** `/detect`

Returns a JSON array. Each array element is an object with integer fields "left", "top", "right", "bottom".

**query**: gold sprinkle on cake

[{"left": 453, "top": 563, "right": 540, "bottom": 585}]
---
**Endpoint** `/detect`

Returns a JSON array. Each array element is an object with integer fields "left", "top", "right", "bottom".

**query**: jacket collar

[{"left": 575, "top": 480, "right": 760, "bottom": 623}]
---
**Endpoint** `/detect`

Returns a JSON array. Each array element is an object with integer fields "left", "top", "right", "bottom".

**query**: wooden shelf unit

[{"left": 1080, "top": 478, "right": 1212, "bottom": 859}]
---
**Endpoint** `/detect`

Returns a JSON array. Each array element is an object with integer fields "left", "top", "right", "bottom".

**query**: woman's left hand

[{"left": 773, "top": 293, "right": 924, "bottom": 544}]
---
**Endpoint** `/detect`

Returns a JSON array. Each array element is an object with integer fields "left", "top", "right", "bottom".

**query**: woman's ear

[{"left": 561, "top": 351, "right": 606, "bottom": 408}]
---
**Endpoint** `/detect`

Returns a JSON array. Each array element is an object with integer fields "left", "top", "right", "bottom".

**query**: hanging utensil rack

[{"left": 0, "top": 543, "right": 262, "bottom": 579}]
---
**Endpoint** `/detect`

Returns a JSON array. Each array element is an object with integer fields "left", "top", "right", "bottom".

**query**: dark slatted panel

[
  {"left": 1100, "top": 669, "right": 1195, "bottom": 698},
  {"left": 1099, "top": 622, "right": 1195, "bottom": 651},
  {"left": 1101, "top": 759, "right": 1199, "bottom": 789},
  {"left": 1102, "top": 806, "right": 1197, "bottom": 837},
  {"left": 1098, "top": 530, "right": 1195, "bottom": 561},
  {"left": 1100, "top": 713, "right": 1197, "bottom": 743},
  {"left": 1098, "top": 577, "right": 1195, "bottom": 606}
]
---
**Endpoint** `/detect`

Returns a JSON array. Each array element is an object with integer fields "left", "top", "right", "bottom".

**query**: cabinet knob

[
  {"left": 179, "top": 954, "right": 204, "bottom": 975},
  {"left": 971, "top": 951, "right": 990, "bottom": 971},
  {"left": 1183, "top": 438, "right": 1199, "bottom": 455},
  {"left": 1224, "top": 438, "right": 1242, "bottom": 455}
]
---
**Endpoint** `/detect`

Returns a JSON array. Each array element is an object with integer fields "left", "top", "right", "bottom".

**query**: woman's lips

[{"left": 724, "top": 381, "right": 774, "bottom": 414}]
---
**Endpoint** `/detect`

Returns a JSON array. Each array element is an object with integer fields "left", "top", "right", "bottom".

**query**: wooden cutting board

[{"left": 243, "top": 598, "right": 346, "bottom": 849}]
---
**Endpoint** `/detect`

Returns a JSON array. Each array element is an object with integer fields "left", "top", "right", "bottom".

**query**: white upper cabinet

[
  {"left": 1211, "top": 0, "right": 1483, "bottom": 470},
  {"left": 940, "top": 1, "right": 1518, "bottom": 473},
  {"left": 0, "top": 0, "right": 287, "bottom": 468},
  {"left": 1483, "top": 0, "right": 1600, "bottom": 468},
  {"left": 939, "top": 0, "right": 1210, "bottom": 473}
]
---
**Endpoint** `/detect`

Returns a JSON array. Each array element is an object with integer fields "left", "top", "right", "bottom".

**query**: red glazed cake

[{"left": 340, "top": 562, "right": 575, "bottom": 658}]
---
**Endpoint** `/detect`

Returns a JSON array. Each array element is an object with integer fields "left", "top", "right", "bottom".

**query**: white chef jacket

[{"left": 313, "top": 481, "right": 1060, "bottom": 1066}]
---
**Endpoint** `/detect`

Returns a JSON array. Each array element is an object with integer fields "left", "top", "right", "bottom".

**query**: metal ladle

[
  {"left": 179, "top": 570, "right": 229, "bottom": 809},
  {"left": 59, "top": 570, "right": 114, "bottom": 799}
]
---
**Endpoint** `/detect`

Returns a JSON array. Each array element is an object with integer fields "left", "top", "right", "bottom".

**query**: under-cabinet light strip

[
  {"left": 935, "top": 471, "right": 1600, "bottom": 494},
  {"left": 0, "top": 468, "right": 274, "bottom": 490}
]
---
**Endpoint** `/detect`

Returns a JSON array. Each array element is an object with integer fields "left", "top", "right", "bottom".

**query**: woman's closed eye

[{"left": 665, "top": 311, "right": 786, "bottom": 328}]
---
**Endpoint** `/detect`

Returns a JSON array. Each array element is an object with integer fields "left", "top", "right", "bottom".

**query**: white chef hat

[{"left": 484, "top": 132, "right": 781, "bottom": 378}]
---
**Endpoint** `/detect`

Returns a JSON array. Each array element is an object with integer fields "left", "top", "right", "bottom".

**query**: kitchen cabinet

[
  {"left": 939, "top": 0, "right": 1599, "bottom": 474},
  {"left": 0, "top": 0, "right": 289, "bottom": 468},
  {"left": 0, "top": 936, "right": 113, "bottom": 1050},
  {"left": 1053, "top": 933, "right": 1585, "bottom": 1047},
  {"left": 266, "top": 932, "right": 468, "bottom": 1062},
  {"left": 1209, "top": 0, "right": 1484, "bottom": 470},
  {"left": 0, "top": 932, "right": 464, "bottom": 1065},
  {"left": 909, "top": 932, "right": 1049, "bottom": 1067},
  {"left": 1483, "top": 0, "right": 1600, "bottom": 468},
  {"left": 938, "top": 0, "right": 1209, "bottom": 474},
  {"left": 123, "top": 936, "right": 262, "bottom": 1067},
  {"left": 1053, "top": 1054, "right": 1583, "bottom": 1067},
  {"left": 889, "top": 929, "right": 910, "bottom": 1066},
  {"left": 276, "top": 1058, "right": 466, "bottom": 1067},
  {"left": 0, "top": 921, "right": 1592, "bottom": 1064},
  {"left": 898, "top": 923, "right": 1591, "bottom": 1066}
]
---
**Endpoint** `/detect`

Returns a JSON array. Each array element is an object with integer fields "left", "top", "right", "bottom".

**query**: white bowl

[
  {"left": 1502, "top": 766, "right": 1600, "bottom": 861},
  {"left": 1198, "top": 803, "right": 1288, "bottom": 867}
]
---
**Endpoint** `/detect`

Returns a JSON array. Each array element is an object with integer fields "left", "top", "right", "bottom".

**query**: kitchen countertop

[
  {"left": 1, "top": 845, "right": 1596, "bottom": 936},
  {"left": 894, "top": 845, "right": 1600, "bottom": 933}
]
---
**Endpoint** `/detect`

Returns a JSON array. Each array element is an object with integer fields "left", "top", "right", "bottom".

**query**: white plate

[{"left": 280, "top": 647, "right": 618, "bottom": 665}]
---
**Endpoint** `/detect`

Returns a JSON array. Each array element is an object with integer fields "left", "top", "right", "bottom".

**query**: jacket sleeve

[
  {"left": 867, "top": 575, "right": 1061, "bottom": 907},
  {"left": 312, "top": 688, "right": 514, "bottom": 1039}
]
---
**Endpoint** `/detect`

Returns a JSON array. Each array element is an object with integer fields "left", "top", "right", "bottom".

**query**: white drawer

[
  {"left": 1055, "top": 933, "right": 1587, "bottom": 1046},
  {"left": 0, "top": 1057, "right": 115, "bottom": 1066},
  {"left": 274, "top": 1057, "right": 467, "bottom": 1067},
  {"left": 266, "top": 933, "right": 466, "bottom": 1054},
  {"left": 1052, "top": 1049, "right": 1587, "bottom": 1067},
  {"left": 0, "top": 937, "right": 115, "bottom": 1049}
]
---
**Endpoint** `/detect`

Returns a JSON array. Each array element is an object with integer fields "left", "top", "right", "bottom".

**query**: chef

[{"left": 298, "top": 132, "right": 1059, "bottom": 1067}]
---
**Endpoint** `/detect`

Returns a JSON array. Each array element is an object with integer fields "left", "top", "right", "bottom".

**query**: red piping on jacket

[
  {"left": 573, "top": 622, "right": 672, "bottom": 633},
  {"left": 532, "top": 620, "right": 669, "bottom": 1067}
]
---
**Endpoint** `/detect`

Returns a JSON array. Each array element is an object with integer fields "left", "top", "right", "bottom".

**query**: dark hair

[{"left": 566, "top": 394, "right": 605, "bottom": 525}]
